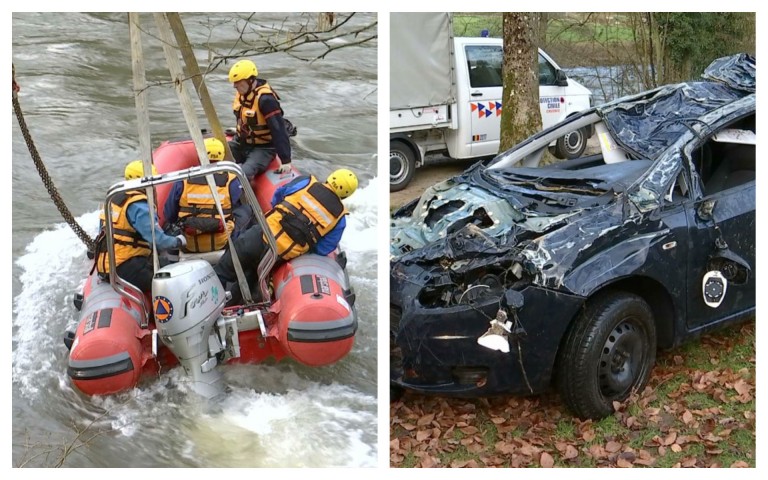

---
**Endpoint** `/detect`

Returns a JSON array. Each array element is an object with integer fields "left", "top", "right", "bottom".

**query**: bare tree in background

[
  {"left": 196, "top": 12, "right": 377, "bottom": 70},
  {"left": 499, "top": 13, "right": 541, "bottom": 152},
  {"left": 133, "top": 12, "right": 377, "bottom": 104}
]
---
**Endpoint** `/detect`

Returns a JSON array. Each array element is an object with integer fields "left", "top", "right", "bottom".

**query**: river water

[{"left": 11, "top": 12, "right": 379, "bottom": 468}]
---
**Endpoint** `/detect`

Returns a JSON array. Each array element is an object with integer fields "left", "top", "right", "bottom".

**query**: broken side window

[{"left": 691, "top": 114, "right": 756, "bottom": 197}]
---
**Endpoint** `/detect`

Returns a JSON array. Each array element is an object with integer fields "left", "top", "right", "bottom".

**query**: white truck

[{"left": 390, "top": 13, "right": 594, "bottom": 191}]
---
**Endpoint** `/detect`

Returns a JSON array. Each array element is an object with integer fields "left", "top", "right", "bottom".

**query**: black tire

[
  {"left": 390, "top": 141, "right": 416, "bottom": 192},
  {"left": 553, "top": 127, "right": 588, "bottom": 159},
  {"left": 390, "top": 384, "right": 405, "bottom": 403},
  {"left": 556, "top": 292, "right": 656, "bottom": 420}
]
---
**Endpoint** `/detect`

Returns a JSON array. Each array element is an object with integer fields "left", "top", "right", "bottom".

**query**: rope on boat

[{"left": 12, "top": 65, "right": 97, "bottom": 252}]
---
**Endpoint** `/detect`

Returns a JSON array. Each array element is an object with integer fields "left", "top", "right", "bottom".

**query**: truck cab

[
  {"left": 455, "top": 40, "right": 593, "bottom": 158},
  {"left": 390, "top": 36, "right": 594, "bottom": 191}
]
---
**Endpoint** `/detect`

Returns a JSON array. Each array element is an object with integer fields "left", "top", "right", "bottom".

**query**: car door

[
  {"left": 684, "top": 134, "right": 756, "bottom": 330},
  {"left": 538, "top": 52, "right": 568, "bottom": 127},
  {"left": 464, "top": 44, "right": 503, "bottom": 157}
]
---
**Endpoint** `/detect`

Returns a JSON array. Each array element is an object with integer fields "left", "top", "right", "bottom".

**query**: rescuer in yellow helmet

[
  {"left": 163, "top": 138, "right": 245, "bottom": 253},
  {"left": 94, "top": 161, "right": 185, "bottom": 292},
  {"left": 227, "top": 59, "right": 294, "bottom": 181},
  {"left": 213, "top": 168, "right": 359, "bottom": 305}
]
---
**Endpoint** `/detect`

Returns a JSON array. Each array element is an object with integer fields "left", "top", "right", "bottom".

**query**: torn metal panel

[
  {"left": 392, "top": 285, "right": 584, "bottom": 396},
  {"left": 391, "top": 179, "right": 526, "bottom": 256},
  {"left": 702, "top": 53, "right": 755, "bottom": 92},
  {"left": 520, "top": 199, "right": 631, "bottom": 290},
  {"left": 599, "top": 82, "right": 747, "bottom": 161}
]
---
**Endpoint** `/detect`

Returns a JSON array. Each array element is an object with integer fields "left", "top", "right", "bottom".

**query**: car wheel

[
  {"left": 553, "top": 127, "right": 587, "bottom": 159},
  {"left": 390, "top": 141, "right": 416, "bottom": 192},
  {"left": 556, "top": 291, "right": 656, "bottom": 419}
]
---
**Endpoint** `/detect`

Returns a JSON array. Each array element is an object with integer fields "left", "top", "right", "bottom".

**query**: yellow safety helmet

[
  {"left": 124, "top": 160, "right": 158, "bottom": 180},
  {"left": 204, "top": 137, "right": 225, "bottom": 161},
  {"left": 228, "top": 59, "right": 258, "bottom": 83},
  {"left": 326, "top": 168, "right": 358, "bottom": 199}
]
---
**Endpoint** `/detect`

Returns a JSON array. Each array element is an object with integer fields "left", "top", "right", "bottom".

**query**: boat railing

[{"left": 102, "top": 162, "right": 277, "bottom": 325}]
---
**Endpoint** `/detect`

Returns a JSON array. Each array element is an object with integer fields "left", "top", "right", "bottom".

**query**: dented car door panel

[{"left": 685, "top": 184, "right": 756, "bottom": 329}]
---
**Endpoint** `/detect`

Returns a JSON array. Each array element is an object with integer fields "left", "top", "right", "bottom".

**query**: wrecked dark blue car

[{"left": 390, "top": 54, "right": 755, "bottom": 419}]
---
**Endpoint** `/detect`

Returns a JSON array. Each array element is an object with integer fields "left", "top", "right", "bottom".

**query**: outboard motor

[{"left": 152, "top": 260, "right": 227, "bottom": 399}]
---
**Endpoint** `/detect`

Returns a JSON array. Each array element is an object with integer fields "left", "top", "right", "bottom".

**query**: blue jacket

[
  {"left": 127, "top": 201, "right": 180, "bottom": 250},
  {"left": 271, "top": 175, "right": 346, "bottom": 256}
]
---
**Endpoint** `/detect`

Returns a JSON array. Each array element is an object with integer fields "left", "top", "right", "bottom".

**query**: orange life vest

[
  {"left": 265, "top": 176, "right": 347, "bottom": 260},
  {"left": 95, "top": 190, "right": 151, "bottom": 274},
  {"left": 232, "top": 82, "right": 282, "bottom": 145},
  {"left": 178, "top": 172, "right": 236, "bottom": 252}
]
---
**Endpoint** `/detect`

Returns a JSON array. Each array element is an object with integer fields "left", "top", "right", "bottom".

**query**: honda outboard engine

[{"left": 152, "top": 260, "right": 227, "bottom": 399}]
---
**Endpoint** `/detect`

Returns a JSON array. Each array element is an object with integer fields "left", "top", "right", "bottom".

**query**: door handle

[{"left": 471, "top": 92, "right": 483, "bottom": 97}]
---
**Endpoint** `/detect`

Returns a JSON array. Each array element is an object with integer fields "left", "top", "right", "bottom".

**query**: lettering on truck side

[{"left": 540, "top": 96, "right": 562, "bottom": 113}]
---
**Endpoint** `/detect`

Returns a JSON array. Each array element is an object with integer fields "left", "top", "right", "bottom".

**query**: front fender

[{"left": 563, "top": 229, "right": 673, "bottom": 297}]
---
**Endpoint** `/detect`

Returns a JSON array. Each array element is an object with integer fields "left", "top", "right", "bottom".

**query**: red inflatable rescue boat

[{"left": 66, "top": 137, "right": 358, "bottom": 397}]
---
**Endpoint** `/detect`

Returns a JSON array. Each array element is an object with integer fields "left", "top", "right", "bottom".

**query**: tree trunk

[
  {"left": 538, "top": 13, "right": 549, "bottom": 49},
  {"left": 499, "top": 13, "right": 542, "bottom": 152}
]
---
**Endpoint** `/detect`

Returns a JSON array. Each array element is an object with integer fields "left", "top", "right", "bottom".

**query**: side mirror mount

[
  {"left": 697, "top": 199, "right": 717, "bottom": 221},
  {"left": 555, "top": 69, "right": 569, "bottom": 87}
]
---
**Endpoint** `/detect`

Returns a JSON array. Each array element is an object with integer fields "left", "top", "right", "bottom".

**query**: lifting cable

[{"left": 12, "top": 64, "right": 97, "bottom": 252}]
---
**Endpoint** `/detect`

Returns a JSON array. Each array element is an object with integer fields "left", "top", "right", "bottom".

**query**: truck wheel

[
  {"left": 553, "top": 127, "right": 587, "bottom": 159},
  {"left": 390, "top": 142, "right": 416, "bottom": 192},
  {"left": 556, "top": 292, "right": 656, "bottom": 420}
]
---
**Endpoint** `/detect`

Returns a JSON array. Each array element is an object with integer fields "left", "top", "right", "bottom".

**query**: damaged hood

[{"left": 391, "top": 158, "right": 650, "bottom": 258}]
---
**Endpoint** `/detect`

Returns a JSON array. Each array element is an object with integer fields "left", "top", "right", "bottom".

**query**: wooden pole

[
  {"left": 166, "top": 12, "right": 235, "bottom": 161},
  {"left": 129, "top": 12, "right": 161, "bottom": 274}
]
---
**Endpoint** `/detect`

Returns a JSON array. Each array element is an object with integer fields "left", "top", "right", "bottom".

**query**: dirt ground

[{"left": 389, "top": 157, "right": 478, "bottom": 210}]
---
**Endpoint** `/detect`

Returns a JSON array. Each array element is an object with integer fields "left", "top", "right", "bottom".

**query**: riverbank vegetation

[{"left": 454, "top": 12, "right": 754, "bottom": 88}]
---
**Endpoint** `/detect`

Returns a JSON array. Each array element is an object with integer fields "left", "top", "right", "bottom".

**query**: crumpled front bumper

[{"left": 391, "top": 285, "right": 584, "bottom": 396}]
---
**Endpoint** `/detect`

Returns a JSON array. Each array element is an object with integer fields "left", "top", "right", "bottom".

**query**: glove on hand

[
  {"left": 276, "top": 162, "right": 292, "bottom": 174},
  {"left": 176, "top": 235, "right": 187, "bottom": 249}
]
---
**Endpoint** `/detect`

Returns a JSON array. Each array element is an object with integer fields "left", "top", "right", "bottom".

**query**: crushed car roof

[
  {"left": 598, "top": 53, "right": 755, "bottom": 161},
  {"left": 391, "top": 54, "right": 755, "bottom": 258}
]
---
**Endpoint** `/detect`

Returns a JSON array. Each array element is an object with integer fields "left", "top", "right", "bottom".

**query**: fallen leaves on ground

[{"left": 390, "top": 323, "right": 755, "bottom": 467}]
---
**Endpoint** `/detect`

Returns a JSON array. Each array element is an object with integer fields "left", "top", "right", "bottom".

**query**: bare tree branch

[{"left": 126, "top": 12, "right": 376, "bottom": 94}]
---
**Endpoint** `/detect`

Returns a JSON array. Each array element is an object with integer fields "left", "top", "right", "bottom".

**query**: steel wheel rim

[
  {"left": 597, "top": 318, "right": 647, "bottom": 398},
  {"left": 390, "top": 152, "right": 407, "bottom": 183},
  {"left": 563, "top": 130, "right": 584, "bottom": 156}
]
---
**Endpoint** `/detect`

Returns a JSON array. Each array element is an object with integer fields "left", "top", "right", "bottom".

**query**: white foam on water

[
  {"left": 187, "top": 379, "right": 378, "bottom": 467},
  {"left": 80, "top": 365, "right": 378, "bottom": 467},
  {"left": 12, "top": 210, "right": 101, "bottom": 397},
  {"left": 340, "top": 176, "right": 379, "bottom": 258}
]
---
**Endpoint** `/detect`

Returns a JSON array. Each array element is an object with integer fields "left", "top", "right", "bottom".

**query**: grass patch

[
  {"left": 548, "top": 16, "right": 635, "bottom": 43},
  {"left": 452, "top": 13, "right": 635, "bottom": 43},
  {"left": 553, "top": 419, "right": 576, "bottom": 439},
  {"left": 453, "top": 14, "right": 502, "bottom": 37}
]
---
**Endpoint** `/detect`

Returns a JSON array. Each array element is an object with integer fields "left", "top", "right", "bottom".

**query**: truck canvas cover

[{"left": 390, "top": 12, "right": 456, "bottom": 110}]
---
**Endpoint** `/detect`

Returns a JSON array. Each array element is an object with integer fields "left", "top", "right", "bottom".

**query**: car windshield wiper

[{"left": 497, "top": 174, "right": 609, "bottom": 196}]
